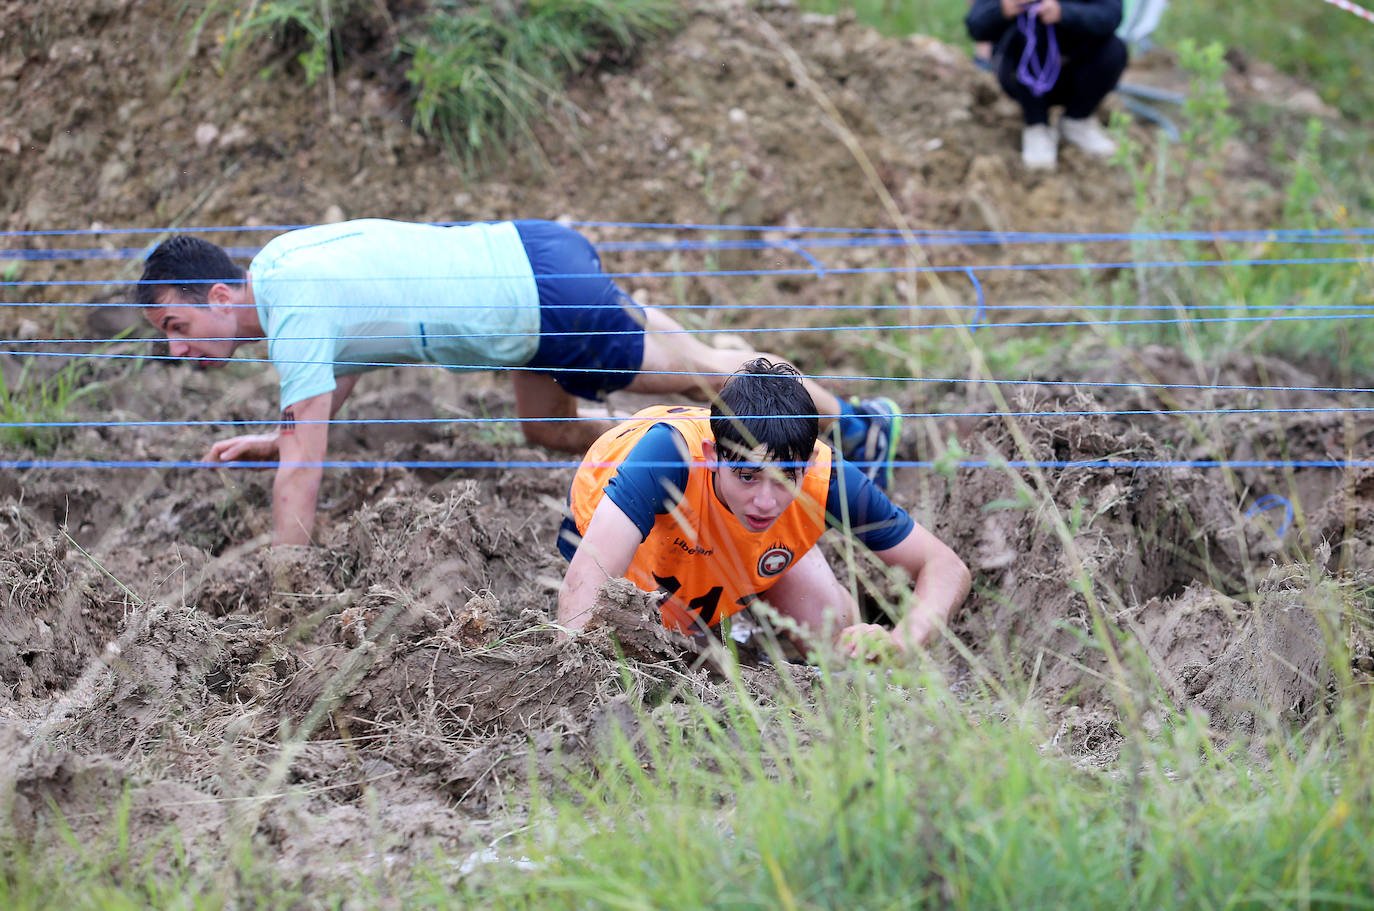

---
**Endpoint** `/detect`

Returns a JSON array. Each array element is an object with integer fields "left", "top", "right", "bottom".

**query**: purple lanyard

[{"left": 1016, "top": 3, "right": 1061, "bottom": 97}]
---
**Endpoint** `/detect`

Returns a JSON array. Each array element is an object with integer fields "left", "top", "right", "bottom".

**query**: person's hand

[
  {"left": 839, "top": 623, "right": 902, "bottom": 663},
  {"left": 205, "top": 432, "right": 280, "bottom": 463},
  {"left": 1000, "top": 0, "right": 1030, "bottom": 18},
  {"left": 1035, "top": 0, "right": 1062, "bottom": 24}
]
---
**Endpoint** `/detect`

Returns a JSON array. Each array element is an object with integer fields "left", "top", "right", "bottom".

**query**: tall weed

[
  {"left": 1111, "top": 41, "right": 1374, "bottom": 376},
  {"left": 1158, "top": 0, "right": 1374, "bottom": 120}
]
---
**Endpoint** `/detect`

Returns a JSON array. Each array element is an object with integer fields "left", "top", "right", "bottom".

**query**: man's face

[
  {"left": 708, "top": 442, "right": 805, "bottom": 533},
  {"left": 144, "top": 290, "right": 239, "bottom": 368}
]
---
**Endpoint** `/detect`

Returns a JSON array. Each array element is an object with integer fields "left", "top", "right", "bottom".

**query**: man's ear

[
  {"left": 701, "top": 438, "right": 717, "bottom": 470},
  {"left": 206, "top": 282, "right": 238, "bottom": 313}
]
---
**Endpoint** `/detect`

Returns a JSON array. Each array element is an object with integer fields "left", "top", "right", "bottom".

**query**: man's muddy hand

[
  {"left": 205, "top": 433, "right": 280, "bottom": 463},
  {"left": 839, "top": 623, "right": 903, "bottom": 663}
]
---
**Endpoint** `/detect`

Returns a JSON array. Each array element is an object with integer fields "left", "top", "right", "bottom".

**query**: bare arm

[
  {"left": 330, "top": 374, "right": 360, "bottom": 418},
  {"left": 841, "top": 522, "right": 971, "bottom": 658},
  {"left": 881, "top": 524, "right": 971, "bottom": 650},
  {"left": 205, "top": 376, "right": 357, "bottom": 463},
  {"left": 558, "top": 498, "right": 645, "bottom": 635},
  {"left": 271, "top": 391, "right": 333, "bottom": 547}
]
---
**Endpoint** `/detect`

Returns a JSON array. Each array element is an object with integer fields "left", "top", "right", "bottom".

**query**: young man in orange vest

[{"left": 558, "top": 358, "right": 970, "bottom": 659}]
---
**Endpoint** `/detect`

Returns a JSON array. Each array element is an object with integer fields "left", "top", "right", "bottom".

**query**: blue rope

[
  {"left": 5, "top": 219, "right": 1373, "bottom": 242},
  {"left": 8, "top": 403, "right": 1374, "bottom": 431},
  {"left": 779, "top": 239, "right": 828, "bottom": 276},
  {"left": 1244, "top": 493, "right": 1296, "bottom": 537},
  {"left": 965, "top": 269, "right": 986, "bottom": 332},
  {"left": 7, "top": 254, "right": 1369, "bottom": 289},
  {"left": 10, "top": 229, "right": 1374, "bottom": 261},
  {"left": 6, "top": 458, "right": 1374, "bottom": 471},
  {"left": 18, "top": 298, "right": 1374, "bottom": 315},
  {"left": 7, "top": 348, "right": 1374, "bottom": 396},
  {"left": 8, "top": 310, "right": 1374, "bottom": 358}
]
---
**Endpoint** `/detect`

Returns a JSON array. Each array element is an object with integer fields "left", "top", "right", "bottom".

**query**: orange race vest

[{"left": 568, "top": 405, "right": 833, "bottom": 632}]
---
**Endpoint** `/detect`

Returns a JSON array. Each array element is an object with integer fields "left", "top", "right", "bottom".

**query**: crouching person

[{"left": 556, "top": 358, "right": 971, "bottom": 659}]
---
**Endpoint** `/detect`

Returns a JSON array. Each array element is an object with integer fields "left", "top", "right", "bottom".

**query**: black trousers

[{"left": 996, "top": 33, "right": 1128, "bottom": 126}]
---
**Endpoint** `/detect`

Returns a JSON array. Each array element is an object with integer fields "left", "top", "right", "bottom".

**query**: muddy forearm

[
  {"left": 893, "top": 551, "right": 971, "bottom": 650},
  {"left": 271, "top": 391, "right": 333, "bottom": 546},
  {"left": 558, "top": 557, "right": 605, "bottom": 633},
  {"left": 557, "top": 501, "right": 643, "bottom": 635},
  {"left": 272, "top": 463, "right": 322, "bottom": 546}
]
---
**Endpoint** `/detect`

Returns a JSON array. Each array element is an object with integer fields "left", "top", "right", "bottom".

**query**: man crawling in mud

[
  {"left": 557, "top": 358, "right": 971, "bottom": 660},
  {"left": 136, "top": 219, "right": 900, "bottom": 546}
]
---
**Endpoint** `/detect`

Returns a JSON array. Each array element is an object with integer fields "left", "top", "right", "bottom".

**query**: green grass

[
  {"left": 201, "top": 0, "right": 371, "bottom": 86},
  {"left": 202, "top": 0, "right": 681, "bottom": 165},
  {"left": 1158, "top": 2, "right": 1374, "bottom": 120},
  {"left": 404, "top": 0, "right": 680, "bottom": 165},
  {"left": 0, "top": 357, "right": 103, "bottom": 454},
  {"left": 1097, "top": 42, "right": 1374, "bottom": 378},
  {"left": 12, "top": 648, "right": 1373, "bottom": 909},
  {"left": 436, "top": 651, "right": 1374, "bottom": 910},
  {"left": 798, "top": 0, "right": 969, "bottom": 44}
]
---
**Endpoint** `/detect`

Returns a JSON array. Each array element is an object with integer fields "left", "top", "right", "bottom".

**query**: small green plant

[
  {"left": 688, "top": 142, "right": 749, "bottom": 218},
  {"left": 0, "top": 358, "right": 103, "bottom": 454},
  {"left": 205, "top": 0, "right": 376, "bottom": 85},
  {"left": 200, "top": 1, "right": 681, "bottom": 165},
  {"left": 404, "top": 0, "right": 680, "bottom": 165},
  {"left": 1107, "top": 40, "right": 1374, "bottom": 375},
  {"left": 1159, "top": 0, "right": 1374, "bottom": 119},
  {"left": 1115, "top": 39, "right": 1239, "bottom": 233}
]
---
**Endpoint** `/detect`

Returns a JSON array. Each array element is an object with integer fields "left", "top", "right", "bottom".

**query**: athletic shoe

[
  {"left": 1059, "top": 116, "right": 1117, "bottom": 158},
  {"left": 845, "top": 398, "right": 902, "bottom": 490},
  {"left": 1022, "top": 123, "right": 1057, "bottom": 171}
]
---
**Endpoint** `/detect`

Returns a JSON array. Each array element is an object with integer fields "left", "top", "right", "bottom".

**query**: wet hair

[
  {"left": 710, "top": 357, "right": 819, "bottom": 467},
  {"left": 133, "top": 234, "right": 245, "bottom": 308}
]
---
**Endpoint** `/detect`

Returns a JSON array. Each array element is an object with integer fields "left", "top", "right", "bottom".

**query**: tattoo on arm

[{"left": 279, "top": 408, "right": 296, "bottom": 435}]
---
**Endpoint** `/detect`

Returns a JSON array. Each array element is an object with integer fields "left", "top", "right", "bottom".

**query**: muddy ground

[{"left": 2, "top": 0, "right": 1371, "bottom": 890}]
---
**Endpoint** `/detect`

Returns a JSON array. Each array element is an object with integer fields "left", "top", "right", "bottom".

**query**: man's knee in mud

[{"left": 520, "top": 417, "right": 589, "bottom": 454}]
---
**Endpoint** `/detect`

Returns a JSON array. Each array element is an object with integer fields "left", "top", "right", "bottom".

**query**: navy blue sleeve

[
  {"left": 1057, "top": 0, "right": 1123, "bottom": 39},
  {"left": 824, "top": 456, "right": 916, "bottom": 552},
  {"left": 600, "top": 423, "right": 692, "bottom": 540},
  {"left": 966, "top": 0, "right": 1013, "bottom": 42}
]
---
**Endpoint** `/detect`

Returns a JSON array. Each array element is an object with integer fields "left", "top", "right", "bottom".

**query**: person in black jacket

[{"left": 966, "top": 0, "right": 1126, "bottom": 170}]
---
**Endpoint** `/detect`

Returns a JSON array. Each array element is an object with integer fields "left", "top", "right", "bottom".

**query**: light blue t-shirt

[{"left": 251, "top": 219, "right": 540, "bottom": 408}]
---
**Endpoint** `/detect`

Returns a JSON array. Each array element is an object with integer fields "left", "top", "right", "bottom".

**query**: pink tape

[{"left": 1320, "top": 0, "right": 1374, "bottom": 25}]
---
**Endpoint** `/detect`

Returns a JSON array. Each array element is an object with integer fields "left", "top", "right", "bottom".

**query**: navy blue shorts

[{"left": 514, "top": 220, "right": 646, "bottom": 401}]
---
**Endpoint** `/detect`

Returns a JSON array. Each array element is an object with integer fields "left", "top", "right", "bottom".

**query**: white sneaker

[
  {"left": 1021, "top": 124, "right": 1057, "bottom": 171},
  {"left": 1059, "top": 116, "right": 1117, "bottom": 157}
]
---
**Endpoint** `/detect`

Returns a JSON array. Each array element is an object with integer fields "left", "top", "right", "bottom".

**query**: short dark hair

[
  {"left": 133, "top": 235, "right": 245, "bottom": 307},
  {"left": 710, "top": 357, "right": 818, "bottom": 467}
]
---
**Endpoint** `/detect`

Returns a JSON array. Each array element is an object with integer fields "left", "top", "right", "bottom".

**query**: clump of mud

[
  {"left": 1136, "top": 564, "right": 1338, "bottom": 737},
  {"left": 0, "top": 483, "right": 706, "bottom": 878},
  {"left": 921, "top": 377, "right": 1374, "bottom": 760},
  {"left": 581, "top": 577, "right": 693, "bottom": 663}
]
